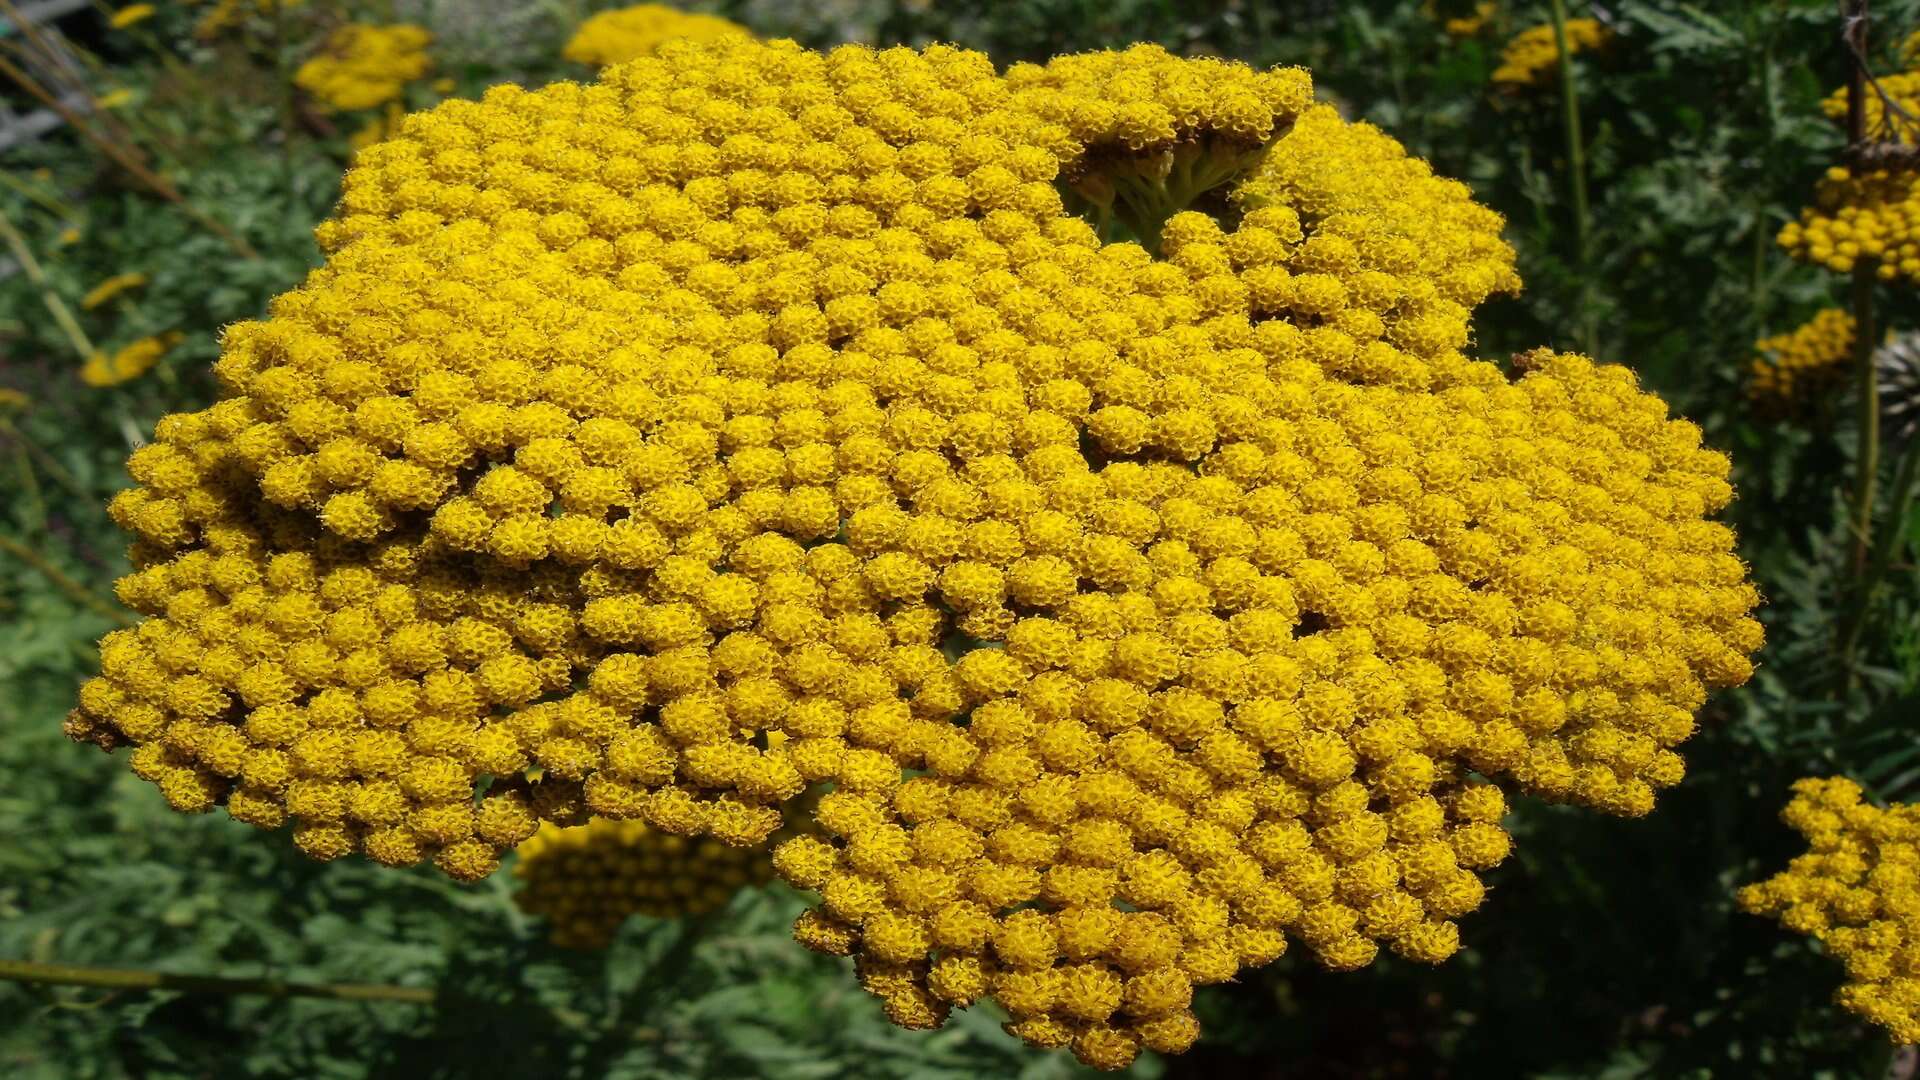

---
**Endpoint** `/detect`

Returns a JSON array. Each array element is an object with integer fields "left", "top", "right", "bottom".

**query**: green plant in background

[{"left": 0, "top": 2, "right": 1918, "bottom": 1078}]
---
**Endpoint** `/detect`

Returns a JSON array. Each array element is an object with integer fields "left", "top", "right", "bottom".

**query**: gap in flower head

[{"left": 1057, "top": 126, "right": 1290, "bottom": 257}]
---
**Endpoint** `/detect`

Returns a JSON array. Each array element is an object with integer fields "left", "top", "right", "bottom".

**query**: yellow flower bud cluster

[
  {"left": 514, "top": 819, "right": 771, "bottom": 947},
  {"left": 1778, "top": 166, "right": 1920, "bottom": 283},
  {"left": 1821, "top": 72, "right": 1920, "bottom": 144},
  {"left": 1440, "top": 2, "right": 1498, "bottom": 40},
  {"left": 1739, "top": 777, "right": 1920, "bottom": 1045},
  {"left": 83, "top": 331, "right": 183, "bottom": 388},
  {"left": 562, "top": 4, "right": 751, "bottom": 68},
  {"left": 1234, "top": 104, "right": 1522, "bottom": 386},
  {"left": 81, "top": 272, "right": 149, "bottom": 310},
  {"left": 68, "top": 37, "right": 1760, "bottom": 1070},
  {"left": 1749, "top": 307, "right": 1855, "bottom": 409},
  {"left": 191, "top": 0, "right": 304, "bottom": 41},
  {"left": 294, "top": 24, "right": 433, "bottom": 113},
  {"left": 1490, "top": 19, "right": 1610, "bottom": 89}
]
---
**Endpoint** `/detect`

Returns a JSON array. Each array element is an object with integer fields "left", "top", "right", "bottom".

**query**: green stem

[
  {"left": 1548, "top": 0, "right": 1596, "bottom": 355},
  {"left": 0, "top": 417, "right": 91, "bottom": 502},
  {"left": 1846, "top": 427, "right": 1920, "bottom": 675},
  {"left": 1837, "top": 1, "right": 1881, "bottom": 699},
  {"left": 0, "top": 535, "right": 133, "bottom": 626},
  {"left": 0, "top": 958, "right": 435, "bottom": 1004},
  {"left": 1851, "top": 266, "right": 1881, "bottom": 580},
  {"left": 0, "top": 206, "right": 97, "bottom": 362}
]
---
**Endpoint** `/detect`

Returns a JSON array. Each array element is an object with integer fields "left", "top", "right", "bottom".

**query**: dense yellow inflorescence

[
  {"left": 82, "top": 272, "right": 149, "bottom": 310},
  {"left": 294, "top": 24, "right": 433, "bottom": 113},
  {"left": 65, "top": 37, "right": 1761, "bottom": 1069},
  {"left": 1740, "top": 777, "right": 1920, "bottom": 1044},
  {"left": 1490, "top": 19, "right": 1609, "bottom": 88},
  {"left": 514, "top": 818, "right": 771, "bottom": 947},
  {"left": 83, "top": 331, "right": 182, "bottom": 388},
  {"left": 1749, "top": 307, "right": 1855, "bottom": 409},
  {"left": 1778, "top": 166, "right": 1920, "bottom": 283},
  {"left": 563, "top": 4, "right": 752, "bottom": 68}
]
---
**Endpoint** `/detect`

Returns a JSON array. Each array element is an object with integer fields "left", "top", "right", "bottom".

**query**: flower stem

[
  {"left": 1548, "top": 0, "right": 1596, "bottom": 355},
  {"left": 0, "top": 205, "right": 98, "bottom": 362},
  {"left": 0, "top": 958, "right": 436, "bottom": 1004},
  {"left": 0, "top": 535, "right": 133, "bottom": 626}
]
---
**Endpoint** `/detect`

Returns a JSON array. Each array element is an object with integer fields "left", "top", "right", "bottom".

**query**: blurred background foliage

[{"left": 4, "top": 0, "right": 1920, "bottom": 1076}]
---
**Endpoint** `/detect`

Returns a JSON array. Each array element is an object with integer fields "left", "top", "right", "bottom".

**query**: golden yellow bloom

[
  {"left": 294, "top": 24, "right": 432, "bottom": 113},
  {"left": 82, "top": 331, "right": 182, "bottom": 387},
  {"left": 1740, "top": 778, "right": 1920, "bottom": 1045},
  {"left": 1750, "top": 308, "right": 1854, "bottom": 409},
  {"left": 514, "top": 818, "right": 772, "bottom": 946},
  {"left": 1442, "top": 2, "right": 1497, "bottom": 39},
  {"left": 109, "top": 4, "right": 155, "bottom": 28},
  {"left": 192, "top": 0, "right": 303, "bottom": 39},
  {"left": 66, "top": 38, "right": 1758, "bottom": 1070},
  {"left": 96, "top": 89, "right": 136, "bottom": 110},
  {"left": 1491, "top": 19, "right": 1609, "bottom": 88},
  {"left": 0, "top": 388, "right": 28, "bottom": 411},
  {"left": 562, "top": 4, "right": 751, "bottom": 67},
  {"left": 81, "top": 272, "right": 149, "bottom": 310},
  {"left": 1779, "top": 166, "right": 1920, "bottom": 283},
  {"left": 57, "top": 226, "right": 81, "bottom": 246}
]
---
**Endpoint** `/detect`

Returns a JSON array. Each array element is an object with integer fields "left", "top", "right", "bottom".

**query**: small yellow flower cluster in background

[
  {"left": 1491, "top": 19, "right": 1609, "bottom": 88},
  {"left": 514, "top": 819, "right": 771, "bottom": 947},
  {"left": 1778, "top": 166, "right": 1920, "bottom": 283},
  {"left": 1437, "top": 2, "right": 1498, "bottom": 39},
  {"left": 1740, "top": 777, "right": 1920, "bottom": 1044},
  {"left": 82, "top": 331, "right": 182, "bottom": 387},
  {"left": 109, "top": 4, "right": 155, "bottom": 30},
  {"left": 66, "top": 37, "right": 1760, "bottom": 1070},
  {"left": 81, "top": 272, "right": 148, "bottom": 310},
  {"left": 562, "top": 4, "right": 751, "bottom": 68},
  {"left": 295, "top": 24, "right": 433, "bottom": 113},
  {"left": 192, "top": 0, "right": 304, "bottom": 41},
  {"left": 1749, "top": 307, "right": 1856, "bottom": 409}
]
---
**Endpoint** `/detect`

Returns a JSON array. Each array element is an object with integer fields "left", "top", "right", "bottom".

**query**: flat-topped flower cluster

[{"left": 65, "top": 37, "right": 1759, "bottom": 1069}]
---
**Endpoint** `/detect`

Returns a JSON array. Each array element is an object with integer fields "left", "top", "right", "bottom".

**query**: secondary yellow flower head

[
  {"left": 295, "top": 24, "right": 433, "bottom": 113},
  {"left": 109, "top": 5, "right": 155, "bottom": 30},
  {"left": 193, "top": 0, "right": 303, "bottom": 40},
  {"left": 1778, "top": 166, "right": 1920, "bottom": 284},
  {"left": 563, "top": 4, "right": 751, "bottom": 68},
  {"left": 66, "top": 37, "right": 1759, "bottom": 1070},
  {"left": 82, "top": 331, "right": 182, "bottom": 387},
  {"left": 1750, "top": 307, "right": 1855, "bottom": 409},
  {"left": 514, "top": 818, "right": 771, "bottom": 946},
  {"left": 1491, "top": 19, "right": 1609, "bottom": 88},
  {"left": 1740, "top": 778, "right": 1920, "bottom": 1045},
  {"left": 82, "top": 272, "right": 149, "bottom": 310}
]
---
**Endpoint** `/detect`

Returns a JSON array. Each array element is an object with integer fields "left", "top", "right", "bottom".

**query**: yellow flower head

[
  {"left": 82, "top": 272, "right": 149, "bottom": 310},
  {"left": 82, "top": 331, "right": 182, "bottom": 387},
  {"left": 1741, "top": 778, "right": 1920, "bottom": 1045},
  {"left": 109, "top": 4, "right": 155, "bottom": 29},
  {"left": 193, "top": 0, "right": 304, "bottom": 40},
  {"left": 68, "top": 38, "right": 1759, "bottom": 1070},
  {"left": 563, "top": 4, "right": 751, "bottom": 68},
  {"left": 1491, "top": 19, "right": 1609, "bottom": 88},
  {"left": 514, "top": 818, "right": 772, "bottom": 946},
  {"left": 1749, "top": 308, "right": 1854, "bottom": 411},
  {"left": 1778, "top": 165, "right": 1920, "bottom": 284},
  {"left": 294, "top": 24, "right": 433, "bottom": 113}
]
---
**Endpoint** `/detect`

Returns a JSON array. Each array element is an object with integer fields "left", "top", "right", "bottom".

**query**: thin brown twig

[
  {"left": 0, "top": 959, "right": 437, "bottom": 1005},
  {"left": 0, "top": 4, "right": 258, "bottom": 260}
]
